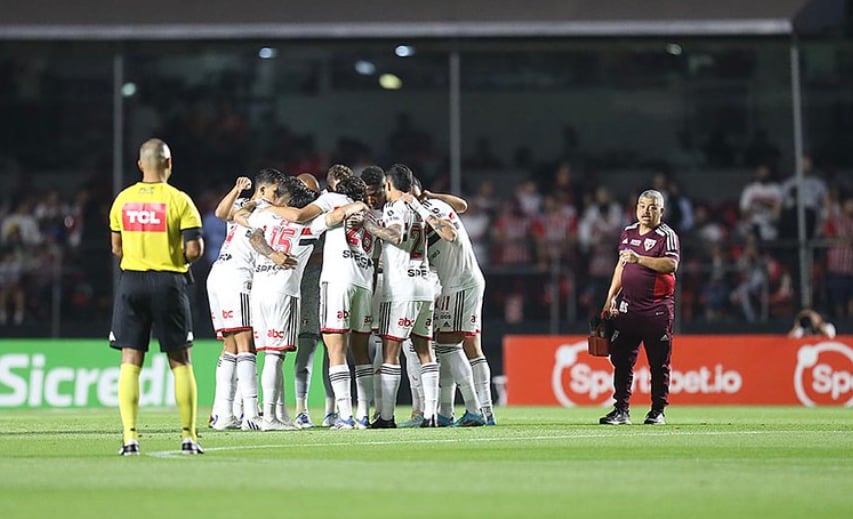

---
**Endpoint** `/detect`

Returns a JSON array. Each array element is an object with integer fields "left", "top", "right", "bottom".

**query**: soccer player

[
  {"left": 363, "top": 164, "right": 438, "bottom": 428},
  {"left": 243, "top": 176, "right": 323, "bottom": 431},
  {"left": 207, "top": 171, "right": 280, "bottom": 431},
  {"left": 243, "top": 164, "right": 369, "bottom": 427},
  {"left": 360, "top": 166, "right": 387, "bottom": 422},
  {"left": 292, "top": 173, "right": 326, "bottom": 428},
  {"left": 110, "top": 138, "right": 204, "bottom": 455},
  {"left": 403, "top": 190, "right": 487, "bottom": 426},
  {"left": 310, "top": 174, "right": 374, "bottom": 429},
  {"left": 599, "top": 189, "right": 680, "bottom": 426}
]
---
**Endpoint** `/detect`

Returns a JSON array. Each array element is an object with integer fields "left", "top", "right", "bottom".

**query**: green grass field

[{"left": 2, "top": 406, "right": 852, "bottom": 519}]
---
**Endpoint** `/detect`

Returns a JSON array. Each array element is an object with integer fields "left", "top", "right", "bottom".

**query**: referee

[{"left": 109, "top": 138, "right": 205, "bottom": 456}]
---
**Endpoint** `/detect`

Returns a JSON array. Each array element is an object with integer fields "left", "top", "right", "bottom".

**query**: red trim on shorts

[
  {"left": 441, "top": 329, "right": 480, "bottom": 337},
  {"left": 321, "top": 328, "right": 350, "bottom": 334},
  {"left": 380, "top": 334, "right": 408, "bottom": 342},
  {"left": 216, "top": 326, "right": 252, "bottom": 335},
  {"left": 256, "top": 345, "right": 297, "bottom": 352},
  {"left": 411, "top": 332, "right": 433, "bottom": 341}
]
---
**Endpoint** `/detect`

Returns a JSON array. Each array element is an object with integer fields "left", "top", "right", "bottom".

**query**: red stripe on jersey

[{"left": 653, "top": 272, "right": 676, "bottom": 300}]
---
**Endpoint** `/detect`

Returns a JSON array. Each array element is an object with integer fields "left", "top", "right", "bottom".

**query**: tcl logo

[
  {"left": 268, "top": 330, "right": 285, "bottom": 339},
  {"left": 122, "top": 203, "right": 166, "bottom": 232},
  {"left": 794, "top": 342, "right": 853, "bottom": 406},
  {"left": 221, "top": 310, "right": 234, "bottom": 319}
]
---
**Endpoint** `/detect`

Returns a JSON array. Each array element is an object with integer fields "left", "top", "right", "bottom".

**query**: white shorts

[
  {"left": 434, "top": 285, "right": 484, "bottom": 337},
  {"left": 251, "top": 287, "right": 300, "bottom": 352},
  {"left": 320, "top": 282, "right": 373, "bottom": 334},
  {"left": 376, "top": 299, "right": 434, "bottom": 342},
  {"left": 299, "top": 262, "right": 321, "bottom": 338},
  {"left": 207, "top": 267, "right": 252, "bottom": 335}
]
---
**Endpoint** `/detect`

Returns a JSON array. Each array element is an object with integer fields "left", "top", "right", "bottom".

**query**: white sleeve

[
  {"left": 246, "top": 210, "right": 264, "bottom": 230},
  {"left": 383, "top": 202, "right": 406, "bottom": 230},
  {"left": 308, "top": 215, "right": 328, "bottom": 235},
  {"left": 311, "top": 192, "right": 337, "bottom": 213}
]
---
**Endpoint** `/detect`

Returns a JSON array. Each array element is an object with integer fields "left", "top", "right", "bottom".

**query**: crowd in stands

[{"left": 2, "top": 113, "right": 852, "bottom": 332}]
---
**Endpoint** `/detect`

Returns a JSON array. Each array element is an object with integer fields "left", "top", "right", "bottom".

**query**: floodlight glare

[{"left": 379, "top": 73, "right": 403, "bottom": 90}]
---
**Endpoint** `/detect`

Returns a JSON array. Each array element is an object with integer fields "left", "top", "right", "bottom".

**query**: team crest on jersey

[{"left": 643, "top": 238, "right": 656, "bottom": 251}]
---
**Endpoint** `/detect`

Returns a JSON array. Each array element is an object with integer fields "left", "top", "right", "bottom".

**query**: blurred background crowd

[{"left": 2, "top": 15, "right": 853, "bottom": 339}]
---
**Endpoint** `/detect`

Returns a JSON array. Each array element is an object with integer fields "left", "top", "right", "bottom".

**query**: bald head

[
  {"left": 297, "top": 173, "right": 320, "bottom": 193},
  {"left": 138, "top": 138, "right": 171, "bottom": 171}
]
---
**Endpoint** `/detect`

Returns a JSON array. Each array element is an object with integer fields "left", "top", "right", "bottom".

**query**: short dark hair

[
  {"left": 411, "top": 175, "right": 422, "bottom": 193},
  {"left": 256, "top": 168, "right": 282, "bottom": 187},
  {"left": 386, "top": 163, "right": 413, "bottom": 193},
  {"left": 360, "top": 165, "right": 385, "bottom": 188},
  {"left": 279, "top": 176, "right": 319, "bottom": 209},
  {"left": 335, "top": 175, "right": 367, "bottom": 202}
]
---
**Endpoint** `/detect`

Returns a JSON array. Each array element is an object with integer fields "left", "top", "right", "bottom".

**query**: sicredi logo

[
  {"left": 122, "top": 202, "right": 167, "bottom": 232},
  {"left": 551, "top": 341, "right": 744, "bottom": 407},
  {"left": 0, "top": 354, "right": 175, "bottom": 408},
  {"left": 794, "top": 341, "right": 853, "bottom": 407}
]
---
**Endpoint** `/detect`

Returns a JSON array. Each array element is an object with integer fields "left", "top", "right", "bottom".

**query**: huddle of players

[{"left": 206, "top": 163, "right": 496, "bottom": 430}]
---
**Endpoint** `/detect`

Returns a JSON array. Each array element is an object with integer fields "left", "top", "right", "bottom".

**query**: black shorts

[{"left": 110, "top": 270, "right": 193, "bottom": 353}]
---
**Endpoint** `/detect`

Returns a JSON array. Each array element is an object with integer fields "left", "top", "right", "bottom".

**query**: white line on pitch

[{"left": 145, "top": 429, "right": 846, "bottom": 459}]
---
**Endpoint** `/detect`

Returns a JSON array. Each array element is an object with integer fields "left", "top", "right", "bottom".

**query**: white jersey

[
  {"left": 210, "top": 197, "right": 258, "bottom": 278},
  {"left": 312, "top": 192, "right": 375, "bottom": 289},
  {"left": 247, "top": 206, "right": 326, "bottom": 298},
  {"left": 378, "top": 198, "right": 432, "bottom": 302},
  {"left": 422, "top": 198, "right": 485, "bottom": 291}
]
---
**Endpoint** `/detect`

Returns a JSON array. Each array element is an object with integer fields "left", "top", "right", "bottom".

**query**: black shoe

[
  {"left": 599, "top": 408, "right": 631, "bottom": 425},
  {"left": 419, "top": 416, "right": 437, "bottom": 428},
  {"left": 118, "top": 440, "right": 140, "bottom": 456},
  {"left": 369, "top": 417, "right": 397, "bottom": 429},
  {"left": 643, "top": 409, "right": 666, "bottom": 425}
]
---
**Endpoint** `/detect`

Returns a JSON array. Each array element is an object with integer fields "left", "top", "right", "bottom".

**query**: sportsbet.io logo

[
  {"left": 551, "top": 341, "right": 613, "bottom": 407},
  {"left": 794, "top": 341, "right": 853, "bottom": 407},
  {"left": 551, "top": 341, "right": 743, "bottom": 407}
]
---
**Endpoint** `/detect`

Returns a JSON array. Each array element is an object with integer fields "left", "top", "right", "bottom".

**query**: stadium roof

[{"left": 0, "top": 0, "right": 842, "bottom": 40}]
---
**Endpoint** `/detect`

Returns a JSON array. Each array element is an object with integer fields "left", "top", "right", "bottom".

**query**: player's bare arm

[
  {"left": 400, "top": 193, "right": 458, "bottom": 241},
  {"left": 425, "top": 215, "right": 458, "bottom": 242},
  {"left": 214, "top": 176, "right": 252, "bottom": 221},
  {"left": 325, "top": 201, "right": 368, "bottom": 227},
  {"left": 263, "top": 203, "right": 323, "bottom": 224},
  {"left": 363, "top": 213, "right": 402, "bottom": 245},
  {"left": 422, "top": 190, "right": 468, "bottom": 214},
  {"left": 619, "top": 249, "right": 678, "bottom": 273},
  {"left": 248, "top": 228, "right": 298, "bottom": 268},
  {"left": 232, "top": 201, "right": 260, "bottom": 228},
  {"left": 110, "top": 231, "right": 122, "bottom": 258}
]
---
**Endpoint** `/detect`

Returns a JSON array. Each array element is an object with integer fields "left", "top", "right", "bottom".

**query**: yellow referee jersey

[{"left": 109, "top": 182, "right": 202, "bottom": 273}]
